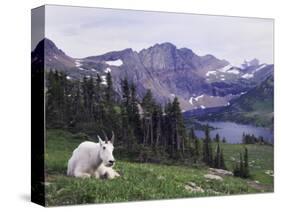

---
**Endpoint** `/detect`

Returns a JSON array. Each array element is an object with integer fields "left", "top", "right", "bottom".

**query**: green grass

[
  {"left": 45, "top": 129, "right": 273, "bottom": 206},
  {"left": 220, "top": 143, "right": 274, "bottom": 185}
]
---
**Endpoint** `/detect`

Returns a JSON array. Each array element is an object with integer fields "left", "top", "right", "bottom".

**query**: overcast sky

[{"left": 34, "top": 5, "right": 273, "bottom": 65}]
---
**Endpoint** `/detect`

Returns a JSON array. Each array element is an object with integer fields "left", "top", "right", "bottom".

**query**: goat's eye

[{"left": 103, "top": 146, "right": 106, "bottom": 150}]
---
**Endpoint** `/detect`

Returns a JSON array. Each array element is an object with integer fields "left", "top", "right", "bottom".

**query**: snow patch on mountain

[
  {"left": 253, "top": 64, "right": 267, "bottom": 73},
  {"left": 242, "top": 73, "right": 254, "bottom": 79},
  {"left": 101, "top": 75, "right": 107, "bottom": 85},
  {"left": 75, "top": 59, "right": 82, "bottom": 67},
  {"left": 106, "top": 59, "right": 123, "bottom": 66},
  {"left": 194, "top": 95, "right": 204, "bottom": 101},
  {"left": 189, "top": 97, "right": 194, "bottom": 105},
  {"left": 218, "top": 64, "right": 232, "bottom": 73},
  {"left": 227, "top": 68, "right": 240, "bottom": 74},
  {"left": 206, "top": 70, "right": 217, "bottom": 76},
  {"left": 105, "top": 67, "right": 111, "bottom": 73}
]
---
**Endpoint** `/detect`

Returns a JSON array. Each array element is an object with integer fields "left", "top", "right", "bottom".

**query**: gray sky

[{"left": 38, "top": 5, "right": 274, "bottom": 65}]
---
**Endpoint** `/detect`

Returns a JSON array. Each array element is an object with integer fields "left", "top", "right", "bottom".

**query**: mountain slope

[
  {"left": 32, "top": 38, "right": 75, "bottom": 70},
  {"left": 32, "top": 38, "right": 274, "bottom": 112},
  {"left": 201, "top": 76, "right": 274, "bottom": 128}
]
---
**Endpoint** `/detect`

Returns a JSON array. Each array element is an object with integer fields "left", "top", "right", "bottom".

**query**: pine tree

[
  {"left": 202, "top": 125, "right": 213, "bottom": 166},
  {"left": 189, "top": 128, "right": 199, "bottom": 162},
  {"left": 172, "top": 97, "right": 187, "bottom": 153},
  {"left": 234, "top": 148, "right": 250, "bottom": 178},
  {"left": 239, "top": 152, "right": 244, "bottom": 177},
  {"left": 130, "top": 83, "right": 142, "bottom": 141},
  {"left": 121, "top": 78, "right": 130, "bottom": 107},
  {"left": 142, "top": 90, "right": 155, "bottom": 146},
  {"left": 194, "top": 138, "right": 200, "bottom": 163},
  {"left": 105, "top": 72, "right": 113, "bottom": 103},
  {"left": 214, "top": 142, "right": 221, "bottom": 168},
  {"left": 242, "top": 133, "right": 246, "bottom": 144},
  {"left": 219, "top": 149, "right": 227, "bottom": 170},
  {"left": 215, "top": 133, "right": 220, "bottom": 143},
  {"left": 243, "top": 147, "right": 250, "bottom": 178}
]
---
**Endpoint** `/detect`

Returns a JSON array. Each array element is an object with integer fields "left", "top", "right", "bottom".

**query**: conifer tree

[
  {"left": 105, "top": 72, "right": 114, "bottom": 104},
  {"left": 214, "top": 142, "right": 221, "bottom": 168},
  {"left": 239, "top": 153, "right": 244, "bottom": 177},
  {"left": 172, "top": 97, "right": 187, "bottom": 153},
  {"left": 219, "top": 149, "right": 227, "bottom": 170},
  {"left": 194, "top": 138, "right": 200, "bottom": 163},
  {"left": 203, "top": 125, "right": 213, "bottom": 166},
  {"left": 215, "top": 133, "right": 220, "bottom": 143},
  {"left": 243, "top": 147, "right": 250, "bottom": 178}
]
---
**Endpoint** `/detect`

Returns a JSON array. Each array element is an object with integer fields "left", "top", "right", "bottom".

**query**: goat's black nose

[{"left": 109, "top": 160, "right": 115, "bottom": 164}]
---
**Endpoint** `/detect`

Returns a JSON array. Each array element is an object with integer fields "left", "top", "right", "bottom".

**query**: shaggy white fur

[{"left": 67, "top": 136, "right": 120, "bottom": 179}]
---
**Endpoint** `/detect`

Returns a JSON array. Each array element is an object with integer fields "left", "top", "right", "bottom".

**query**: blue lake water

[{"left": 194, "top": 121, "right": 273, "bottom": 144}]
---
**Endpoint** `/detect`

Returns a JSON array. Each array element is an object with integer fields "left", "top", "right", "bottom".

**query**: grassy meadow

[{"left": 45, "top": 129, "right": 273, "bottom": 206}]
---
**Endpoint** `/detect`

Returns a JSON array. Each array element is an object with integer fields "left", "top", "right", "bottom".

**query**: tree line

[
  {"left": 242, "top": 133, "right": 271, "bottom": 145},
  {"left": 46, "top": 70, "right": 252, "bottom": 176}
]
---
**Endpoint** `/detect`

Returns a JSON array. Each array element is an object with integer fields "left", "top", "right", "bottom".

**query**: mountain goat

[{"left": 67, "top": 131, "right": 120, "bottom": 179}]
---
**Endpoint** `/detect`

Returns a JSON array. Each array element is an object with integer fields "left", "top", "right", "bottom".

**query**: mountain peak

[
  {"left": 33, "top": 38, "right": 56, "bottom": 52},
  {"left": 242, "top": 58, "right": 260, "bottom": 68},
  {"left": 157, "top": 42, "right": 176, "bottom": 48}
]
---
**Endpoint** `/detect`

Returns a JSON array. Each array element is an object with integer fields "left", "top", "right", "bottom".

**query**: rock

[
  {"left": 157, "top": 175, "right": 165, "bottom": 180},
  {"left": 187, "top": 182, "right": 197, "bottom": 187},
  {"left": 204, "top": 174, "right": 223, "bottom": 181},
  {"left": 42, "top": 182, "right": 52, "bottom": 186},
  {"left": 184, "top": 182, "right": 204, "bottom": 193},
  {"left": 206, "top": 189, "right": 221, "bottom": 195},
  {"left": 209, "top": 168, "right": 233, "bottom": 176},
  {"left": 265, "top": 170, "right": 274, "bottom": 176}
]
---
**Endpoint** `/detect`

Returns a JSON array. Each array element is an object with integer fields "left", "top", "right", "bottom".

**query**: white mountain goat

[{"left": 67, "top": 131, "right": 120, "bottom": 179}]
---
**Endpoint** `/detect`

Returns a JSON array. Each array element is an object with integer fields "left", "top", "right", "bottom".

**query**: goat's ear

[{"left": 97, "top": 135, "right": 104, "bottom": 145}]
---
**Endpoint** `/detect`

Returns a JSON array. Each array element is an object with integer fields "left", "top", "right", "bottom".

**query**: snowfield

[{"left": 106, "top": 59, "right": 123, "bottom": 66}]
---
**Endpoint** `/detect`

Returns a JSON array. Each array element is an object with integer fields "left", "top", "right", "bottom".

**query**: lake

[{"left": 194, "top": 121, "right": 273, "bottom": 144}]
